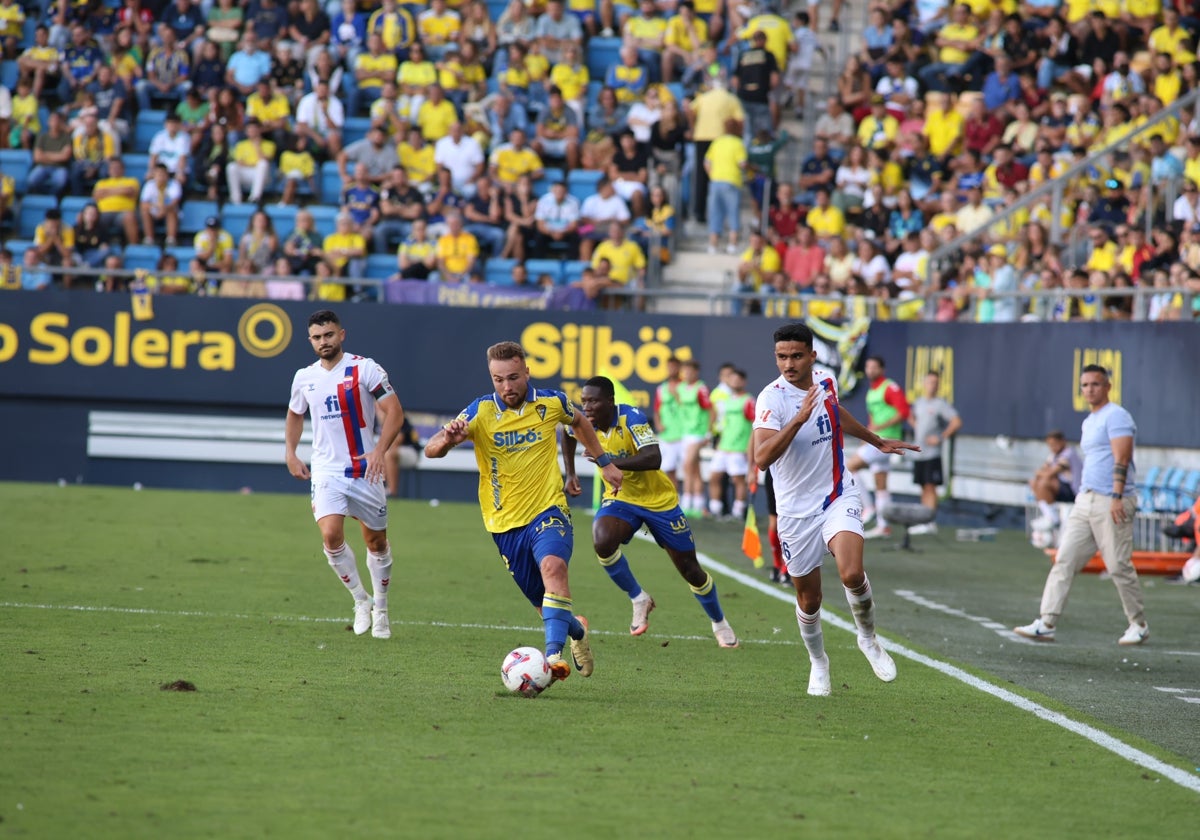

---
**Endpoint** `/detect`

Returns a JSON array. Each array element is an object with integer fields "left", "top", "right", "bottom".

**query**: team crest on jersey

[{"left": 536, "top": 404, "right": 546, "bottom": 421}]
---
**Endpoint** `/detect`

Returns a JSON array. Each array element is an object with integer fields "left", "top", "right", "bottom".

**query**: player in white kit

[
  {"left": 285, "top": 310, "right": 406, "bottom": 640},
  {"left": 752, "top": 324, "right": 919, "bottom": 696}
]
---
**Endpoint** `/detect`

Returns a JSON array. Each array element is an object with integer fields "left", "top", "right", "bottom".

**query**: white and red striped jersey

[
  {"left": 289, "top": 354, "right": 394, "bottom": 478},
  {"left": 753, "top": 368, "right": 856, "bottom": 518}
]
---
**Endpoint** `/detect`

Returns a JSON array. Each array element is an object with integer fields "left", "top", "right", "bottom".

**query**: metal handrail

[{"left": 923, "top": 86, "right": 1200, "bottom": 289}]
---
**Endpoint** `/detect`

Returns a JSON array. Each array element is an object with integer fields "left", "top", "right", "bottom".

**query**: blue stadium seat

[
  {"left": 307, "top": 204, "right": 340, "bottom": 239},
  {"left": 179, "top": 199, "right": 219, "bottom": 236},
  {"left": 1138, "top": 466, "right": 1162, "bottom": 512},
  {"left": 486, "top": 0, "right": 508, "bottom": 22},
  {"left": 524, "top": 259, "right": 563, "bottom": 286},
  {"left": 134, "top": 111, "right": 167, "bottom": 153},
  {"left": 60, "top": 196, "right": 91, "bottom": 225},
  {"left": 166, "top": 246, "right": 196, "bottom": 267},
  {"left": 122, "top": 244, "right": 163, "bottom": 271},
  {"left": 343, "top": 116, "right": 372, "bottom": 147},
  {"left": 586, "top": 37, "right": 622, "bottom": 80},
  {"left": 17, "top": 194, "right": 58, "bottom": 238},
  {"left": 666, "top": 82, "right": 684, "bottom": 104},
  {"left": 365, "top": 253, "right": 397, "bottom": 279},
  {"left": 0, "top": 61, "right": 17, "bottom": 92},
  {"left": 265, "top": 203, "right": 297, "bottom": 236},
  {"left": 585, "top": 81, "right": 602, "bottom": 112},
  {"left": 122, "top": 153, "right": 151, "bottom": 175},
  {"left": 1180, "top": 469, "right": 1200, "bottom": 510},
  {"left": 1158, "top": 468, "right": 1186, "bottom": 513},
  {"left": 221, "top": 204, "right": 255, "bottom": 241},
  {"left": 3, "top": 239, "right": 34, "bottom": 259},
  {"left": 485, "top": 258, "right": 517, "bottom": 286},
  {"left": 0, "top": 149, "right": 32, "bottom": 194},
  {"left": 320, "top": 161, "right": 343, "bottom": 204},
  {"left": 533, "top": 167, "right": 565, "bottom": 196},
  {"left": 567, "top": 169, "right": 602, "bottom": 203},
  {"left": 19, "top": 17, "right": 37, "bottom": 49},
  {"left": 562, "top": 260, "right": 588, "bottom": 286}
]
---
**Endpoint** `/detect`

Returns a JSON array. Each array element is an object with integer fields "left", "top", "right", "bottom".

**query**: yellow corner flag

[{"left": 742, "top": 506, "right": 765, "bottom": 568}]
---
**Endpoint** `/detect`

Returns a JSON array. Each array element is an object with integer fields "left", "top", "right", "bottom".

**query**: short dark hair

[
  {"left": 583, "top": 376, "right": 615, "bottom": 399},
  {"left": 1046, "top": 429, "right": 1065, "bottom": 441},
  {"left": 1081, "top": 364, "right": 1109, "bottom": 379},
  {"left": 773, "top": 323, "right": 814, "bottom": 346},
  {"left": 308, "top": 310, "right": 341, "bottom": 328},
  {"left": 866, "top": 355, "right": 886, "bottom": 368}
]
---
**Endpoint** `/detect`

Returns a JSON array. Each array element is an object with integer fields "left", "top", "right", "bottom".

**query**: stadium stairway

[{"left": 657, "top": 3, "right": 865, "bottom": 313}]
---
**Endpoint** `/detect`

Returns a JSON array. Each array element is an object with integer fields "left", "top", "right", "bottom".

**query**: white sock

[
  {"left": 732, "top": 499, "right": 746, "bottom": 518},
  {"left": 843, "top": 575, "right": 876, "bottom": 639},
  {"left": 796, "top": 605, "right": 825, "bottom": 661},
  {"left": 325, "top": 543, "right": 368, "bottom": 601},
  {"left": 1037, "top": 500, "right": 1059, "bottom": 524},
  {"left": 708, "top": 497, "right": 723, "bottom": 515},
  {"left": 875, "top": 490, "right": 891, "bottom": 529},
  {"left": 367, "top": 543, "right": 393, "bottom": 612}
]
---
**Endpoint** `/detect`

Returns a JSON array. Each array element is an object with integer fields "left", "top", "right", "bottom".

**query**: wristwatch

[
  {"left": 595, "top": 453, "right": 613, "bottom": 468},
  {"left": 1110, "top": 492, "right": 1123, "bottom": 499}
]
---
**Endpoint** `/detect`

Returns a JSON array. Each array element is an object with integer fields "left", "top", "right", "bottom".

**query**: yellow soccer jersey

[
  {"left": 455, "top": 388, "right": 575, "bottom": 533},
  {"left": 397, "top": 59, "right": 437, "bottom": 89},
  {"left": 550, "top": 63, "right": 589, "bottom": 102},
  {"left": 665, "top": 16, "right": 709, "bottom": 52},
  {"left": 581, "top": 404, "right": 678, "bottom": 512},
  {"left": 398, "top": 141, "right": 437, "bottom": 185},
  {"left": 356, "top": 52, "right": 398, "bottom": 88}
]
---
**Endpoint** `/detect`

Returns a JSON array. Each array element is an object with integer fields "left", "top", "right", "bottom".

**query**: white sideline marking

[
  {"left": 0, "top": 601, "right": 798, "bottom": 647},
  {"left": 685, "top": 549, "right": 1200, "bottom": 794},
  {"left": 891, "top": 589, "right": 1040, "bottom": 645}
]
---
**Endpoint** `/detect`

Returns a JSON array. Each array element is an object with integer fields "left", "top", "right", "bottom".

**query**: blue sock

[
  {"left": 690, "top": 573, "right": 724, "bottom": 622},
  {"left": 542, "top": 592, "right": 573, "bottom": 658},
  {"left": 598, "top": 550, "right": 642, "bottom": 599},
  {"left": 566, "top": 615, "right": 585, "bottom": 641}
]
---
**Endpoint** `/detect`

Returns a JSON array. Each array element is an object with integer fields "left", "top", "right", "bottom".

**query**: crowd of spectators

[
  {"left": 740, "top": 0, "right": 1200, "bottom": 322},
  {"left": 2, "top": 0, "right": 802, "bottom": 302}
]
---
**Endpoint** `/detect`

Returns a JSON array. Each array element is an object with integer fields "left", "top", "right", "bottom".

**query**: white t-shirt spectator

[
  {"left": 148, "top": 130, "right": 192, "bottom": 175},
  {"left": 434, "top": 134, "right": 485, "bottom": 190},
  {"left": 139, "top": 178, "right": 183, "bottom": 217},
  {"left": 534, "top": 192, "right": 581, "bottom": 231},
  {"left": 579, "top": 192, "right": 631, "bottom": 224},
  {"left": 296, "top": 92, "right": 345, "bottom": 134},
  {"left": 852, "top": 253, "right": 891, "bottom": 286}
]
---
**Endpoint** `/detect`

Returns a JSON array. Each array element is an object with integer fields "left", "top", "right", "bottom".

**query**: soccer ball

[
  {"left": 1031, "top": 528, "right": 1055, "bottom": 549},
  {"left": 501, "top": 646, "right": 551, "bottom": 697}
]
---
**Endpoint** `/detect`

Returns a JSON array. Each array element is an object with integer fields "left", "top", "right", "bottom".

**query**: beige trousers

[{"left": 1040, "top": 491, "right": 1144, "bottom": 626}]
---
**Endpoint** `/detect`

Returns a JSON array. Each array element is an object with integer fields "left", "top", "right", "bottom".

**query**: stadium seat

[
  {"left": 3, "top": 239, "right": 34, "bottom": 259},
  {"left": 19, "top": 17, "right": 36, "bottom": 48},
  {"left": 666, "top": 82, "right": 684, "bottom": 105},
  {"left": 1138, "top": 466, "right": 1162, "bottom": 512},
  {"left": 524, "top": 259, "right": 563, "bottom": 286},
  {"left": 221, "top": 204, "right": 255, "bottom": 241},
  {"left": 122, "top": 244, "right": 163, "bottom": 271},
  {"left": 0, "top": 149, "right": 32, "bottom": 194},
  {"left": 121, "top": 152, "right": 151, "bottom": 175},
  {"left": 265, "top": 203, "right": 297, "bottom": 235},
  {"left": 562, "top": 260, "right": 588, "bottom": 286},
  {"left": 0, "top": 61, "right": 17, "bottom": 92},
  {"left": 485, "top": 258, "right": 517, "bottom": 286},
  {"left": 134, "top": 111, "right": 167, "bottom": 153},
  {"left": 320, "top": 161, "right": 343, "bottom": 204},
  {"left": 586, "top": 37, "right": 622, "bottom": 80},
  {"left": 365, "top": 253, "right": 397, "bottom": 279},
  {"left": 533, "top": 167, "right": 565, "bottom": 196},
  {"left": 1158, "top": 468, "right": 1186, "bottom": 513},
  {"left": 17, "top": 194, "right": 58, "bottom": 239},
  {"left": 585, "top": 81, "right": 602, "bottom": 112},
  {"left": 307, "top": 204, "right": 340, "bottom": 239},
  {"left": 60, "top": 196, "right": 91, "bottom": 225},
  {"left": 342, "top": 116, "right": 372, "bottom": 147},
  {"left": 1180, "top": 469, "right": 1200, "bottom": 510},
  {"left": 179, "top": 199, "right": 219, "bottom": 236},
  {"left": 166, "top": 245, "right": 196, "bottom": 267},
  {"left": 486, "top": 0, "right": 508, "bottom": 22},
  {"left": 567, "top": 169, "right": 602, "bottom": 203}
]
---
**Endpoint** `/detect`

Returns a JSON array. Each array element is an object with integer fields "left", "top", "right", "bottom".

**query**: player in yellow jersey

[
  {"left": 425, "top": 341, "right": 623, "bottom": 683},
  {"left": 563, "top": 377, "right": 740, "bottom": 647}
]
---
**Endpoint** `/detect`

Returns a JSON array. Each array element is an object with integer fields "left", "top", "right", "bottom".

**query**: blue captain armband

[{"left": 594, "top": 453, "right": 613, "bottom": 468}]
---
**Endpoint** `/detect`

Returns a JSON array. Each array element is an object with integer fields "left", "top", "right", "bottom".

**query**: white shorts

[
  {"left": 854, "top": 442, "right": 892, "bottom": 474},
  {"left": 709, "top": 450, "right": 749, "bottom": 477},
  {"left": 776, "top": 493, "right": 865, "bottom": 578},
  {"left": 682, "top": 433, "right": 707, "bottom": 446},
  {"left": 612, "top": 178, "right": 647, "bottom": 202},
  {"left": 659, "top": 440, "right": 683, "bottom": 474},
  {"left": 311, "top": 474, "right": 388, "bottom": 531}
]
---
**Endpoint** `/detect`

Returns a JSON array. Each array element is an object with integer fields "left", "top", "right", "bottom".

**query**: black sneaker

[{"left": 829, "top": 19, "right": 840, "bottom": 32}]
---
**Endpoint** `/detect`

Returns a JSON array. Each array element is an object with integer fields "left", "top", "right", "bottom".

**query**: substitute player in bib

[
  {"left": 844, "top": 356, "right": 911, "bottom": 538},
  {"left": 707, "top": 367, "right": 755, "bottom": 521},
  {"left": 653, "top": 356, "right": 685, "bottom": 495},
  {"left": 753, "top": 323, "right": 919, "bottom": 696},
  {"left": 424, "top": 341, "right": 624, "bottom": 683},
  {"left": 285, "top": 310, "right": 405, "bottom": 640},
  {"left": 563, "top": 377, "right": 739, "bottom": 647}
]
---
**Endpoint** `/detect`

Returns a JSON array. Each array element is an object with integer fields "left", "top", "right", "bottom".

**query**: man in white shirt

[
  {"left": 434, "top": 120, "right": 485, "bottom": 198},
  {"left": 295, "top": 79, "right": 346, "bottom": 159},
  {"left": 578, "top": 177, "right": 631, "bottom": 260},
  {"left": 147, "top": 113, "right": 191, "bottom": 185},
  {"left": 534, "top": 181, "right": 581, "bottom": 258},
  {"left": 752, "top": 322, "right": 917, "bottom": 697},
  {"left": 138, "top": 163, "right": 182, "bottom": 245},
  {"left": 285, "top": 309, "right": 405, "bottom": 641}
]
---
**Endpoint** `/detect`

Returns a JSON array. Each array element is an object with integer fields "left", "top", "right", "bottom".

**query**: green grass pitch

[{"left": 1, "top": 483, "right": 1197, "bottom": 838}]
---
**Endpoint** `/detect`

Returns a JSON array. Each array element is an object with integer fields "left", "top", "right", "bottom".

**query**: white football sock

[
  {"left": 367, "top": 544, "right": 393, "bottom": 612},
  {"left": 732, "top": 499, "right": 746, "bottom": 518},
  {"left": 875, "top": 490, "right": 891, "bottom": 529},
  {"left": 843, "top": 575, "right": 876, "bottom": 639},
  {"left": 325, "top": 542, "right": 369, "bottom": 601},
  {"left": 708, "top": 497, "right": 723, "bottom": 515},
  {"left": 796, "top": 605, "right": 825, "bottom": 662}
]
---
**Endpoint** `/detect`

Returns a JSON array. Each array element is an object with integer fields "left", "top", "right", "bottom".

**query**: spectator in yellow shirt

[
  {"left": 416, "top": 84, "right": 460, "bottom": 142},
  {"left": 350, "top": 33, "right": 400, "bottom": 116},
  {"left": 922, "top": 90, "right": 964, "bottom": 160},
  {"left": 591, "top": 221, "right": 646, "bottom": 287},
  {"left": 857, "top": 94, "right": 899, "bottom": 151},
  {"left": 323, "top": 211, "right": 368, "bottom": 280},
  {"left": 70, "top": 111, "right": 116, "bottom": 195},
  {"left": 1085, "top": 226, "right": 1119, "bottom": 272},
  {"left": 662, "top": 2, "right": 709, "bottom": 84},
  {"left": 225, "top": 120, "right": 276, "bottom": 205},
  {"left": 246, "top": 79, "right": 293, "bottom": 149},
  {"left": 737, "top": 230, "right": 782, "bottom": 293},
  {"left": 704, "top": 118, "right": 747, "bottom": 254},
  {"left": 805, "top": 187, "right": 846, "bottom": 246},
  {"left": 918, "top": 4, "right": 982, "bottom": 93},
  {"left": 435, "top": 212, "right": 480, "bottom": 282},
  {"left": 489, "top": 127, "right": 545, "bottom": 192}
]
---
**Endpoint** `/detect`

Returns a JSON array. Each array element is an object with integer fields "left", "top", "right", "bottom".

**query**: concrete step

[{"left": 666, "top": 248, "right": 739, "bottom": 290}]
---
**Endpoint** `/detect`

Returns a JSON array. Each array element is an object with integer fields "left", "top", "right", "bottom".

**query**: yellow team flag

[{"left": 742, "top": 506, "right": 765, "bottom": 568}]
